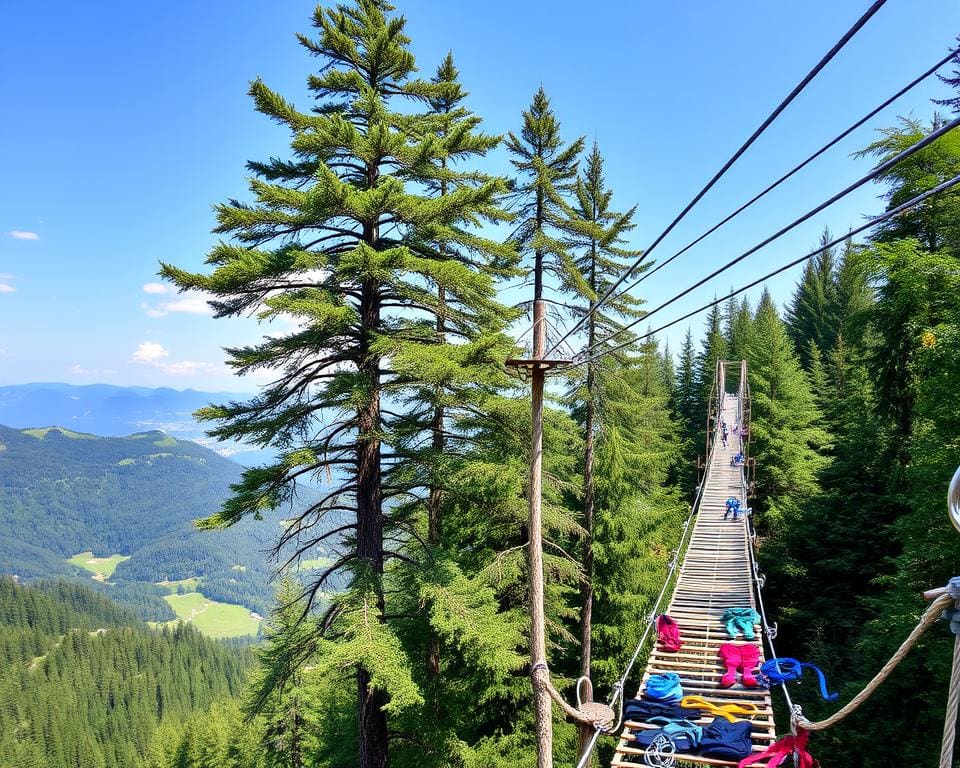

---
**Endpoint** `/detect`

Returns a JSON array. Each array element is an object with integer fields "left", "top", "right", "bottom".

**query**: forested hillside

[
  {"left": 0, "top": 424, "right": 327, "bottom": 618},
  {"left": 0, "top": 577, "right": 250, "bottom": 768}
]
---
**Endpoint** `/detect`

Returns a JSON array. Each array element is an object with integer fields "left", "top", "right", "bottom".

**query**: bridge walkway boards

[{"left": 611, "top": 395, "right": 777, "bottom": 766}]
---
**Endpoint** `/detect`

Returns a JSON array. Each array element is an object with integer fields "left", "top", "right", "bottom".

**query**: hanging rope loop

[{"left": 795, "top": 590, "right": 955, "bottom": 731}]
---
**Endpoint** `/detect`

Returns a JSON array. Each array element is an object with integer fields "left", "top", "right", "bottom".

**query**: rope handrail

[
  {"left": 793, "top": 592, "right": 955, "bottom": 732},
  {"left": 734, "top": 372, "right": 797, "bottom": 724},
  {"left": 572, "top": 405, "right": 720, "bottom": 768}
]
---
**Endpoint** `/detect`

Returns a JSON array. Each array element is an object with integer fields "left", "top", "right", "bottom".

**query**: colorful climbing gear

[
  {"left": 624, "top": 699, "right": 687, "bottom": 722},
  {"left": 644, "top": 672, "right": 683, "bottom": 702},
  {"left": 722, "top": 607, "right": 761, "bottom": 639},
  {"left": 737, "top": 728, "right": 816, "bottom": 768},
  {"left": 633, "top": 717, "right": 703, "bottom": 752},
  {"left": 718, "top": 643, "right": 761, "bottom": 688},
  {"left": 679, "top": 695, "right": 761, "bottom": 722},
  {"left": 656, "top": 614, "right": 683, "bottom": 652},
  {"left": 699, "top": 717, "right": 754, "bottom": 761},
  {"left": 759, "top": 658, "right": 838, "bottom": 701}
]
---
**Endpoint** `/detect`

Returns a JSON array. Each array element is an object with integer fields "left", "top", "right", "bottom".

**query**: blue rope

[{"left": 760, "top": 658, "right": 838, "bottom": 701}]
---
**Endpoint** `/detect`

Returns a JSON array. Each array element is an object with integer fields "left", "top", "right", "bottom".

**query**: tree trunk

[
  {"left": 356, "top": 203, "right": 388, "bottom": 767},
  {"left": 426, "top": 284, "right": 445, "bottom": 706},
  {"left": 578, "top": 253, "right": 598, "bottom": 761}
]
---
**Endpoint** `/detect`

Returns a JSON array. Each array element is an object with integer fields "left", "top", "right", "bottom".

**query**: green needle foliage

[
  {"left": 161, "top": 2, "right": 516, "bottom": 765},
  {"left": 562, "top": 142, "right": 645, "bottom": 678},
  {"left": 505, "top": 87, "right": 586, "bottom": 306}
]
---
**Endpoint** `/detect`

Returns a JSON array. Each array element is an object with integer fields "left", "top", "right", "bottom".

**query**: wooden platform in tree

[{"left": 611, "top": 395, "right": 778, "bottom": 767}]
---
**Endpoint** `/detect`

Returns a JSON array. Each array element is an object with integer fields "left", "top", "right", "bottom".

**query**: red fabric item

[
  {"left": 737, "top": 729, "right": 818, "bottom": 768},
  {"left": 656, "top": 614, "right": 682, "bottom": 652},
  {"left": 740, "top": 643, "right": 760, "bottom": 687},
  {"left": 718, "top": 643, "right": 740, "bottom": 687}
]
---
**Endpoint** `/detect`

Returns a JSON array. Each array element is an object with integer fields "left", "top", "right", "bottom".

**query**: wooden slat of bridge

[{"left": 612, "top": 394, "right": 777, "bottom": 766}]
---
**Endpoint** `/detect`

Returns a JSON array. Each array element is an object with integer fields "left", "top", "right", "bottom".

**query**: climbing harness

[
  {"left": 759, "top": 658, "right": 838, "bottom": 701},
  {"left": 737, "top": 728, "right": 817, "bottom": 768},
  {"left": 633, "top": 718, "right": 703, "bottom": 752},
  {"left": 656, "top": 614, "right": 683, "bottom": 652},
  {"left": 642, "top": 733, "right": 677, "bottom": 768},
  {"left": 679, "top": 695, "right": 761, "bottom": 722},
  {"left": 644, "top": 673, "right": 683, "bottom": 702}
]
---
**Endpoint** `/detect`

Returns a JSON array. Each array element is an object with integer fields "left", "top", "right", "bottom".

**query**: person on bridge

[
  {"left": 731, "top": 451, "right": 744, "bottom": 466},
  {"left": 724, "top": 497, "right": 741, "bottom": 520}
]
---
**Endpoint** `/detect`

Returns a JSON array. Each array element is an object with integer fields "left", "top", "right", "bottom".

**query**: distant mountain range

[
  {"left": 0, "top": 383, "right": 263, "bottom": 463},
  {"left": 0, "top": 423, "right": 333, "bottom": 620}
]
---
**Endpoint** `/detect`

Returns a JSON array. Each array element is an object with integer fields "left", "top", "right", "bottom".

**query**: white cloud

[
  {"left": 0, "top": 284, "right": 14, "bottom": 294},
  {"left": 0, "top": 273, "right": 14, "bottom": 279},
  {"left": 142, "top": 290, "right": 213, "bottom": 318},
  {"left": 161, "top": 295, "right": 211, "bottom": 315},
  {"left": 9, "top": 230, "right": 39, "bottom": 240},
  {"left": 142, "top": 282, "right": 172, "bottom": 295},
  {"left": 132, "top": 341, "right": 170, "bottom": 364},
  {"left": 130, "top": 341, "right": 220, "bottom": 377},
  {"left": 160, "top": 360, "right": 220, "bottom": 376}
]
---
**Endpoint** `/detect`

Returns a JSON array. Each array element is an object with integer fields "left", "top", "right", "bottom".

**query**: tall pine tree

[
  {"left": 162, "top": 3, "right": 515, "bottom": 765},
  {"left": 563, "top": 142, "right": 644, "bottom": 682}
]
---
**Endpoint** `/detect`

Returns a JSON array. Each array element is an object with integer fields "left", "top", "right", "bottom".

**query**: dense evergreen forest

[
  {"left": 5, "top": 2, "right": 954, "bottom": 767},
  {"left": 0, "top": 578, "right": 250, "bottom": 768}
]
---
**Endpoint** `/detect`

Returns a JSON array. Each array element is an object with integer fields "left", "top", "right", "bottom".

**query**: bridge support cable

[
  {"left": 734, "top": 365, "right": 797, "bottom": 728},
  {"left": 543, "top": 0, "right": 889, "bottom": 360},
  {"left": 609, "top": 361, "right": 778, "bottom": 767},
  {"left": 567, "top": 170, "right": 960, "bottom": 373}
]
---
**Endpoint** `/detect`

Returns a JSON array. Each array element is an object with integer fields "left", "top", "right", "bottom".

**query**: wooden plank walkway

[{"left": 612, "top": 394, "right": 777, "bottom": 766}]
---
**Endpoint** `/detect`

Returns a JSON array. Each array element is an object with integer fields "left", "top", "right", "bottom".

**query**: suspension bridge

[{"left": 610, "top": 361, "right": 778, "bottom": 766}]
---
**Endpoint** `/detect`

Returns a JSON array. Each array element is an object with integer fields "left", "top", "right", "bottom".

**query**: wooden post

[
  {"left": 505, "top": 302, "right": 571, "bottom": 768},
  {"left": 528, "top": 298, "right": 553, "bottom": 768}
]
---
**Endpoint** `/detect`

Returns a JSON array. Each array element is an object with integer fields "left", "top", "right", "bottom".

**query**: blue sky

[{"left": 1, "top": 0, "right": 957, "bottom": 391}]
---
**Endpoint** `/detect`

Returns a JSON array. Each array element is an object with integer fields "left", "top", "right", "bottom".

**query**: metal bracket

[{"left": 765, "top": 622, "right": 778, "bottom": 640}]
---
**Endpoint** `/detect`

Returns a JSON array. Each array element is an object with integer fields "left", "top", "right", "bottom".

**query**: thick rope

[
  {"left": 541, "top": 671, "right": 606, "bottom": 727},
  {"left": 795, "top": 592, "right": 954, "bottom": 731},
  {"left": 938, "top": 624, "right": 960, "bottom": 768},
  {"left": 572, "top": 457, "right": 703, "bottom": 768}
]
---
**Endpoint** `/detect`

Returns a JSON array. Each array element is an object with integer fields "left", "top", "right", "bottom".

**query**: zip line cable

[
  {"left": 605, "top": 47, "right": 958, "bottom": 301},
  {"left": 577, "top": 116, "right": 960, "bottom": 360},
  {"left": 567, "top": 171, "right": 960, "bottom": 370},
  {"left": 542, "top": 0, "right": 888, "bottom": 359}
]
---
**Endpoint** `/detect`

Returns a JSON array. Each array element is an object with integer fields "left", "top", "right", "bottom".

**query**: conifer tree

[
  {"left": 161, "top": 3, "right": 515, "bottom": 765},
  {"left": 398, "top": 51, "right": 516, "bottom": 714},
  {"left": 855, "top": 116, "right": 960, "bottom": 253},
  {"left": 785, "top": 228, "right": 840, "bottom": 369},
  {"left": 726, "top": 297, "right": 753, "bottom": 362},
  {"left": 590, "top": 337, "right": 684, "bottom": 686},
  {"left": 562, "top": 142, "right": 643, "bottom": 681},
  {"left": 505, "top": 87, "right": 586, "bottom": 306},
  {"left": 934, "top": 38, "right": 960, "bottom": 113},
  {"left": 746, "top": 290, "right": 827, "bottom": 508},
  {"left": 673, "top": 328, "right": 700, "bottom": 455},
  {"left": 695, "top": 303, "right": 728, "bottom": 428}
]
